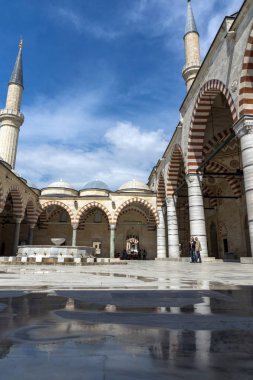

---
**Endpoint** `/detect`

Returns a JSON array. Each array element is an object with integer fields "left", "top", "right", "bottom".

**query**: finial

[{"left": 19, "top": 39, "right": 23, "bottom": 49}]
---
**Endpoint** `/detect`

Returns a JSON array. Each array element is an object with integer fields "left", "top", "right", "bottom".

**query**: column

[
  {"left": 157, "top": 208, "right": 167, "bottom": 259},
  {"left": 28, "top": 224, "right": 35, "bottom": 245},
  {"left": 12, "top": 218, "right": 21, "bottom": 256},
  {"left": 71, "top": 224, "right": 78, "bottom": 247},
  {"left": 109, "top": 224, "right": 116, "bottom": 258},
  {"left": 186, "top": 174, "right": 208, "bottom": 257},
  {"left": 166, "top": 196, "right": 180, "bottom": 259},
  {"left": 234, "top": 115, "right": 253, "bottom": 256}
]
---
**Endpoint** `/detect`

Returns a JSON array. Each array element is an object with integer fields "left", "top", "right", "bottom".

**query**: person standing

[
  {"left": 189, "top": 237, "right": 196, "bottom": 263},
  {"left": 195, "top": 237, "right": 202, "bottom": 263}
]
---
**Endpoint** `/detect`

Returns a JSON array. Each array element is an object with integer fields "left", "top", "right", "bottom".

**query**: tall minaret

[
  {"left": 0, "top": 40, "right": 24, "bottom": 169},
  {"left": 182, "top": 0, "right": 201, "bottom": 91}
]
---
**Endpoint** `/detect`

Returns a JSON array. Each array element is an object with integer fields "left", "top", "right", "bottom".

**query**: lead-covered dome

[
  {"left": 118, "top": 179, "right": 150, "bottom": 192},
  {"left": 83, "top": 180, "right": 109, "bottom": 190},
  {"left": 41, "top": 179, "right": 78, "bottom": 197}
]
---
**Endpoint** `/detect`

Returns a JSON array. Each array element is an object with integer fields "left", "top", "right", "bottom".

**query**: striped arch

[
  {"left": 239, "top": 23, "right": 253, "bottom": 116},
  {"left": 0, "top": 182, "right": 4, "bottom": 213},
  {"left": 202, "top": 127, "right": 234, "bottom": 158},
  {"left": 25, "top": 199, "right": 38, "bottom": 225},
  {"left": 202, "top": 184, "right": 218, "bottom": 208},
  {"left": 188, "top": 79, "right": 238, "bottom": 173},
  {"left": 5, "top": 186, "right": 23, "bottom": 219},
  {"left": 114, "top": 198, "right": 159, "bottom": 225},
  {"left": 77, "top": 202, "right": 113, "bottom": 225},
  {"left": 167, "top": 144, "right": 185, "bottom": 196},
  {"left": 157, "top": 174, "right": 166, "bottom": 208},
  {"left": 205, "top": 161, "right": 242, "bottom": 197},
  {"left": 40, "top": 201, "right": 76, "bottom": 224}
]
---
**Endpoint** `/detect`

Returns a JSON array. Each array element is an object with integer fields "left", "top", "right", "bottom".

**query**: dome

[
  {"left": 47, "top": 179, "right": 75, "bottom": 190},
  {"left": 82, "top": 180, "right": 109, "bottom": 190},
  {"left": 118, "top": 179, "right": 150, "bottom": 192}
]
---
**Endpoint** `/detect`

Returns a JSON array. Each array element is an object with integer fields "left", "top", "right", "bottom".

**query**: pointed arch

[
  {"left": 188, "top": 79, "right": 238, "bottom": 173},
  {"left": 76, "top": 202, "right": 113, "bottom": 225},
  {"left": 157, "top": 174, "right": 166, "bottom": 208},
  {"left": 5, "top": 185, "right": 23, "bottom": 219},
  {"left": 25, "top": 199, "right": 38, "bottom": 225},
  {"left": 114, "top": 197, "right": 159, "bottom": 225},
  {"left": 40, "top": 201, "right": 75, "bottom": 224},
  {"left": 239, "top": 23, "right": 253, "bottom": 116},
  {"left": 167, "top": 144, "right": 185, "bottom": 196}
]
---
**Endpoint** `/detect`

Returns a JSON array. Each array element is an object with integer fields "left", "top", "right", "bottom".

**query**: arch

[
  {"left": 167, "top": 144, "right": 185, "bottom": 196},
  {"left": 202, "top": 184, "right": 218, "bottom": 208},
  {"left": 205, "top": 161, "right": 242, "bottom": 197},
  {"left": 40, "top": 201, "right": 75, "bottom": 224},
  {"left": 239, "top": 23, "right": 253, "bottom": 116},
  {"left": 24, "top": 199, "right": 38, "bottom": 225},
  {"left": 76, "top": 202, "right": 113, "bottom": 225},
  {"left": 114, "top": 198, "right": 159, "bottom": 225},
  {"left": 188, "top": 79, "right": 238, "bottom": 173},
  {"left": 5, "top": 185, "right": 23, "bottom": 219},
  {"left": 157, "top": 174, "right": 166, "bottom": 208},
  {"left": 202, "top": 127, "right": 234, "bottom": 158}
]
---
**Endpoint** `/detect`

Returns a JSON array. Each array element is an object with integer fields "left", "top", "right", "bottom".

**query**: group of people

[
  {"left": 189, "top": 237, "right": 202, "bottom": 263},
  {"left": 119, "top": 248, "right": 147, "bottom": 260}
]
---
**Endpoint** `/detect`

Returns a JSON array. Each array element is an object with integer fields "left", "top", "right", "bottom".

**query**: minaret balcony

[{"left": 0, "top": 108, "right": 24, "bottom": 125}]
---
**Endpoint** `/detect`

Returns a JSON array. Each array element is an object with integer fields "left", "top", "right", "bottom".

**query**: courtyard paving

[{"left": 0, "top": 261, "right": 253, "bottom": 379}]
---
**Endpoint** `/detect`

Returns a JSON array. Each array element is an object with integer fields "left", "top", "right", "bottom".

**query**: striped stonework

[
  {"left": 114, "top": 198, "right": 159, "bottom": 226},
  {"left": 157, "top": 174, "right": 166, "bottom": 208},
  {"left": 188, "top": 79, "right": 238, "bottom": 173},
  {"left": 167, "top": 145, "right": 184, "bottom": 196},
  {"left": 77, "top": 202, "right": 112, "bottom": 226},
  {"left": 205, "top": 161, "right": 242, "bottom": 197},
  {"left": 40, "top": 201, "right": 75, "bottom": 224},
  {"left": 25, "top": 199, "right": 38, "bottom": 225},
  {"left": 202, "top": 127, "right": 234, "bottom": 158},
  {"left": 5, "top": 185, "right": 23, "bottom": 220},
  {"left": 239, "top": 24, "right": 253, "bottom": 116},
  {"left": 78, "top": 208, "right": 110, "bottom": 230},
  {"left": 202, "top": 184, "right": 218, "bottom": 207}
]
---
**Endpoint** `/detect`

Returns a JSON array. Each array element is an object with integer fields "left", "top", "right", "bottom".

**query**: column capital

[
  {"left": 109, "top": 224, "right": 116, "bottom": 230},
  {"left": 71, "top": 223, "right": 78, "bottom": 230},
  {"left": 233, "top": 115, "right": 253, "bottom": 139},
  {"left": 166, "top": 196, "right": 177, "bottom": 206},
  {"left": 185, "top": 173, "right": 203, "bottom": 186},
  {"left": 14, "top": 218, "right": 22, "bottom": 224},
  {"left": 29, "top": 223, "right": 36, "bottom": 229}
]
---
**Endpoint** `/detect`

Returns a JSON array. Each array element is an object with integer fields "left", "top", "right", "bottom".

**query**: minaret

[
  {"left": 0, "top": 40, "right": 24, "bottom": 169},
  {"left": 182, "top": 0, "right": 201, "bottom": 91}
]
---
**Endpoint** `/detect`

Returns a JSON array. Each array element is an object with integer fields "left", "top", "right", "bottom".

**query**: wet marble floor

[{"left": 0, "top": 288, "right": 253, "bottom": 379}]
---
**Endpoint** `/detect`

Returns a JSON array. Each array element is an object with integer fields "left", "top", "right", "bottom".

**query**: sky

[{"left": 0, "top": 0, "right": 243, "bottom": 190}]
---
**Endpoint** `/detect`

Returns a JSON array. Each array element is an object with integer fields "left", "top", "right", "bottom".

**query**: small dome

[
  {"left": 83, "top": 180, "right": 109, "bottom": 190},
  {"left": 118, "top": 179, "right": 150, "bottom": 192},
  {"left": 47, "top": 179, "right": 75, "bottom": 190}
]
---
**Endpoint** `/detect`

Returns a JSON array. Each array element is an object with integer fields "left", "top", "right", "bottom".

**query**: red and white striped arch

[
  {"left": 5, "top": 186, "right": 23, "bottom": 220},
  {"left": 167, "top": 144, "right": 185, "bottom": 196},
  {"left": 114, "top": 198, "right": 159, "bottom": 226},
  {"left": 239, "top": 23, "right": 253, "bottom": 116},
  {"left": 157, "top": 174, "right": 166, "bottom": 208},
  {"left": 40, "top": 201, "right": 76, "bottom": 224},
  {"left": 77, "top": 202, "right": 112, "bottom": 225},
  {"left": 188, "top": 79, "right": 238, "bottom": 173}
]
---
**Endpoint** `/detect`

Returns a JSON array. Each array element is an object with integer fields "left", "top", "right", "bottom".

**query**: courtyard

[{"left": 0, "top": 261, "right": 252, "bottom": 379}]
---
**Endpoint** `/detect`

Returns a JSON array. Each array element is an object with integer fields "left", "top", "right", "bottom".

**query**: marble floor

[{"left": 0, "top": 261, "right": 252, "bottom": 379}]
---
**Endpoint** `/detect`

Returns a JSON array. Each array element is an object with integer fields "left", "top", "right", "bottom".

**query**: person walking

[
  {"left": 195, "top": 237, "right": 202, "bottom": 263},
  {"left": 189, "top": 237, "right": 196, "bottom": 263}
]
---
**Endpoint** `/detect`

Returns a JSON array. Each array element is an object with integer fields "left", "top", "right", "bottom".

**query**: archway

[
  {"left": 115, "top": 200, "right": 158, "bottom": 259},
  {"left": 188, "top": 80, "right": 247, "bottom": 258},
  {"left": 77, "top": 204, "right": 111, "bottom": 257}
]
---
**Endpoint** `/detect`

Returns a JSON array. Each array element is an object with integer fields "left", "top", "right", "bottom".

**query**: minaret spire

[
  {"left": 9, "top": 39, "right": 23, "bottom": 88},
  {"left": 182, "top": 0, "right": 201, "bottom": 91},
  {"left": 0, "top": 40, "right": 24, "bottom": 169}
]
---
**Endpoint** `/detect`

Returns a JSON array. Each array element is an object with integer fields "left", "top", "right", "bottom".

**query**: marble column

[
  {"left": 186, "top": 174, "right": 208, "bottom": 257},
  {"left": 12, "top": 218, "right": 21, "bottom": 256},
  {"left": 234, "top": 115, "right": 253, "bottom": 257},
  {"left": 72, "top": 224, "right": 78, "bottom": 247},
  {"left": 109, "top": 224, "right": 116, "bottom": 258},
  {"left": 157, "top": 208, "right": 167, "bottom": 259},
  {"left": 28, "top": 224, "right": 35, "bottom": 245},
  {"left": 166, "top": 196, "right": 180, "bottom": 259}
]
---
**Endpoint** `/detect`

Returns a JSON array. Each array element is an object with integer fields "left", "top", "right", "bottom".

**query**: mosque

[{"left": 0, "top": 0, "right": 253, "bottom": 262}]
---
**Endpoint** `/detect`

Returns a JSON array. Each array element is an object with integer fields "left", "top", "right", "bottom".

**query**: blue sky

[{"left": 0, "top": 0, "right": 243, "bottom": 190}]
